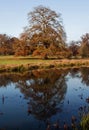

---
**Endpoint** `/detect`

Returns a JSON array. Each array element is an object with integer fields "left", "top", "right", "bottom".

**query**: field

[
  {"left": 0, "top": 56, "right": 89, "bottom": 72},
  {"left": 0, "top": 56, "right": 45, "bottom": 65}
]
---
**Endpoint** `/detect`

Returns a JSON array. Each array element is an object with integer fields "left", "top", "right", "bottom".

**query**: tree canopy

[{"left": 22, "top": 5, "right": 66, "bottom": 49}]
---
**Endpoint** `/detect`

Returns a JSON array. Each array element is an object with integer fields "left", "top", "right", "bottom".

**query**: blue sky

[{"left": 0, "top": 0, "right": 89, "bottom": 42}]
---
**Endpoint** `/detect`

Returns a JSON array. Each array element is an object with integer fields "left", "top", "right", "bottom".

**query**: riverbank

[{"left": 0, "top": 56, "right": 89, "bottom": 72}]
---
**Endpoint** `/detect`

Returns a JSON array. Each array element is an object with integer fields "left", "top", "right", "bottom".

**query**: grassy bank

[{"left": 0, "top": 56, "right": 89, "bottom": 72}]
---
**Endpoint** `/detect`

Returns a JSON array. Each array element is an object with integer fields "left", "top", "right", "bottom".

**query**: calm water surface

[{"left": 0, "top": 68, "right": 89, "bottom": 130}]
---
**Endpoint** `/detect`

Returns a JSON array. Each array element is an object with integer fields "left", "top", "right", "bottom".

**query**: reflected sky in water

[{"left": 0, "top": 68, "right": 89, "bottom": 130}]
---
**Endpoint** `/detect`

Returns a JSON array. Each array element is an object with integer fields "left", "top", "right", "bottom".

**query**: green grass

[
  {"left": 1, "top": 56, "right": 89, "bottom": 72},
  {"left": 0, "top": 59, "right": 40, "bottom": 65},
  {"left": 0, "top": 56, "right": 57, "bottom": 72},
  {"left": 0, "top": 55, "right": 52, "bottom": 65}
]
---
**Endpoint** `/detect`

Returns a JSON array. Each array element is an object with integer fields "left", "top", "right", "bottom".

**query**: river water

[{"left": 0, "top": 67, "right": 89, "bottom": 130}]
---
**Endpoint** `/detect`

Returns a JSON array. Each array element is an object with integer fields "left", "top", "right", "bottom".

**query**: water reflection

[
  {"left": 0, "top": 69, "right": 68, "bottom": 120},
  {"left": 19, "top": 72, "right": 67, "bottom": 120},
  {"left": 69, "top": 67, "right": 89, "bottom": 86},
  {"left": 80, "top": 67, "right": 89, "bottom": 86},
  {"left": 2, "top": 95, "right": 5, "bottom": 104},
  {"left": 0, "top": 68, "right": 89, "bottom": 129}
]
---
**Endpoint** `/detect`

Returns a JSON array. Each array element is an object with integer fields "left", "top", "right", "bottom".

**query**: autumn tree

[
  {"left": 79, "top": 33, "right": 89, "bottom": 58},
  {"left": 69, "top": 40, "right": 80, "bottom": 57},
  {"left": 21, "top": 5, "right": 66, "bottom": 58},
  {"left": 12, "top": 37, "right": 30, "bottom": 56},
  {"left": 0, "top": 34, "right": 13, "bottom": 55}
]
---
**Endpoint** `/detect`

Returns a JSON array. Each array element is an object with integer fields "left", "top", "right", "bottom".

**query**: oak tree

[{"left": 21, "top": 5, "right": 66, "bottom": 57}]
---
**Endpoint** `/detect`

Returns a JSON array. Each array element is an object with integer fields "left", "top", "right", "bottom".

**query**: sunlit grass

[
  {"left": 0, "top": 55, "right": 54, "bottom": 65},
  {"left": 0, "top": 56, "right": 89, "bottom": 72}
]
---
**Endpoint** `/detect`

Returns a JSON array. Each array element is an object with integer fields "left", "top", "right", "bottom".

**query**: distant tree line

[{"left": 0, "top": 5, "right": 89, "bottom": 59}]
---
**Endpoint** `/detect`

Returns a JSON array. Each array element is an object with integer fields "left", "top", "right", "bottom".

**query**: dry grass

[{"left": 0, "top": 56, "right": 89, "bottom": 72}]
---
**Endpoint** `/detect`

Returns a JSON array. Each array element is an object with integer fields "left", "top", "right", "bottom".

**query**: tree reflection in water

[
  {"left": 0, "top": 69, "right": 69, "bottom": 121},
  {"left": 0, "top": 68, "right": 89, "bottom": 129},
  {"left": 15, "top": 69, "right": 68, "bottom": 120},
  {"left": 80, "top": 67, "right": 89, "bottom": 86},
  {"left": 69, "top": 67, "right": 89, "bottom": 86}
]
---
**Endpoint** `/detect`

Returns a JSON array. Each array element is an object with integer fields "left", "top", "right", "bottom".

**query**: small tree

[
  {"left": 0, "top": 34, "right": 13, "bottom": 55},
  {"left": 69, "top": 40, "right": 80, "bottom": 57},
  {"left": 79, "top": 33, "right": 89, "bottom": 58}
]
